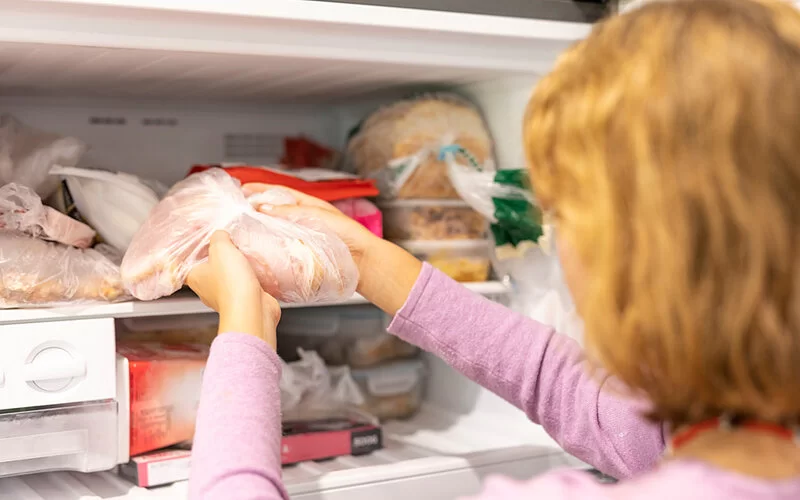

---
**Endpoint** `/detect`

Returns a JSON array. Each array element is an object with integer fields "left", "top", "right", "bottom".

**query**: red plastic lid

[{"left": 188, "top": 165, "right": 379, "bottom": 202}]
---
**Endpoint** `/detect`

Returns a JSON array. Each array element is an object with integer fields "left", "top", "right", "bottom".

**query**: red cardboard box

[
  {"left": 281, "top": 417, "right": 382, "bottom": 465},
  {"left": 119, "top": 447, "right": 192, "bottom": 488},
  {"left": 117, "top": 342, "right": 209, "bottom": 457}
]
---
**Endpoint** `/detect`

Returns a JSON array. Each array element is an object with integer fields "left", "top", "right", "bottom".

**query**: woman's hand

[
  {"left": 187, "top": 231, "right": 281, "bottom": 348},
  {"left": 243, "top": 183, "right": 375, "bottom": 268},
  {"left": 242, "top": 183, "right": 422, "bottom": 315}
]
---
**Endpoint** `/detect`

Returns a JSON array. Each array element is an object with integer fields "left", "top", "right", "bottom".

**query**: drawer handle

[
  {"left": 23, "top": 348, "right": 87, "bottom": 383},
  {"left": 23, "top": 360, "right": 86, "bottom": 382}
]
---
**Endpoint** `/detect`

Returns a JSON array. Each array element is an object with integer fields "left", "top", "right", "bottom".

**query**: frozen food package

[
  {"left": 116, "top": 341, "right": 209, "bottom": 457},
  {"left": 379, "top": 199, "right": 487, "bottom": 241},
  {"left": 0, "top": 114, "right": 87, "bottom": 199},
  {"left": 397, "top": 240, "right": 491, "bottom": 283},
  {"left": 0, "top": 232, "right": 128, "bottom": 307},
  {"left": 346, "top": 93, "right": 494, "bottom": 199},
  {"left": 121, "top": 168, "right": 358, "bottom": 303},
  {"left": 0, "top": 183, "right": 95, "bottom": 247},
  {"left": 351, "top": 359, "right": 425, "bottom": 420},
  {"left": 319, "top": 332, "right": 419, "bottom": 368}
]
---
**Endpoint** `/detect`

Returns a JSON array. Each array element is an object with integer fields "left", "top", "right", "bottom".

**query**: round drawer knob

[{"left": 23, "top": 347, "right": 86, "bottom": 392}]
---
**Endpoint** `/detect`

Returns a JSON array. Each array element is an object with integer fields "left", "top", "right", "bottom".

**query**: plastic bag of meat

[
  {"left": 120, "top": 168, "right": 359, "bottom": 303},
  {"left": 0, "top": 232, "right": 128, "bottom": 307},
  {"left": 0, "top": 183, "right": 96, "bottom": 248}
]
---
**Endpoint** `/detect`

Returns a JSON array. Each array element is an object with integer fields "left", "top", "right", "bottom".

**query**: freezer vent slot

[
  {"left": 89, "top": 116, "right": 127, "bottom": 126},
  {"left": 142, "top": 117, "right": 179, "bottom": 127},
  {"left": 224, "top": 133, "right": 282, "bottom": 160}
]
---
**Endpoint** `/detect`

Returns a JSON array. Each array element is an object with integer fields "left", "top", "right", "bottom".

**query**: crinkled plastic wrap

[
  {"left": 0, "top": 183, "right": 95, "bottom": 248},
  {"left": 0, "top": 232, "right": 128, "bottom": 307},
  {"left": 346, "top": 93, "right": 494, "bottom": 199},
  {"left": 120, "top": 169, "right": 359, "bottom": 303},
  {"left": 0, "top": 114, "right": 87, "bottom": 199},
  {"left": 445, "top": 152, "right": 551, "bottom": 260},
  {"left": 280, "top": 349, "right": 365, "bottom": 421}
]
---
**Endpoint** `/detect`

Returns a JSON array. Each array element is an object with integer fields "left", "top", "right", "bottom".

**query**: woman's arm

[
  {"left": 189, "top": 333, "right": 288, "bottom": 500},
  {"left": 385, "top": 260, "right": 665, "bottom": 479},
  {"left": 244, "top": 185, "right": 665, "bottom": 479},
  {"left": 185, "top": 232, "right": 288, "bottom": 499}
]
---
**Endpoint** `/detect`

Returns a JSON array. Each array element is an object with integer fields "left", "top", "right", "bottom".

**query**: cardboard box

[
  {"left": 119, "top": 447, "right": 191, "bottom": 488},
  {"left": 116, "top": 342, "right": 208, "bottom": 457},
  {"left": 281, "top": 417, "right": 382, "bottom": 465}
]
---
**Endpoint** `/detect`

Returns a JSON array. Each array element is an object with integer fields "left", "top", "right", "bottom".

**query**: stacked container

[
  {"left": 278, "top": 305, "right": 425, "bottom": 421},
  {"left": 346, "top": 93, "right": 493, "bottom": 282}
]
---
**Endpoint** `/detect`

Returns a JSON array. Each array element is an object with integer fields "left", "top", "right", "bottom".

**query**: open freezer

[{"left": 0, "top": 1, "right": 591, "bottom": 498}]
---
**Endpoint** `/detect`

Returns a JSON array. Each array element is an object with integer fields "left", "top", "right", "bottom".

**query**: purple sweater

[{"left": 189, "top": 264, "right": 800, "bottom": 499}]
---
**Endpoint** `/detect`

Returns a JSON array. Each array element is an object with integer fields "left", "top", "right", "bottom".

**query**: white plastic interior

[{"left": 0, "top": 2, "right": 587, "bottom": 498}]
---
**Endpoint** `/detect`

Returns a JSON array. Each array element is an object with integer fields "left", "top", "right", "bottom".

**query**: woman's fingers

[{"left": 242, "top": 182, "right": 336, "bottom": 211}]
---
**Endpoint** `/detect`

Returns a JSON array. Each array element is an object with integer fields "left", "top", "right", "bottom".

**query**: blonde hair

[{"left": 524, "top": 0, "right": 800, "bottom": 427}]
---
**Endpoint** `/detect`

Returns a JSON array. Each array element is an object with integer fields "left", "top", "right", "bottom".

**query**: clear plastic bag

[
  {"left": 0, "top": 183, "right": 96, "bottom": 248},
  {"left": 346, "top": 93, "right": 494, "bottom": 199},
  {"left": 0, "top": 232, "right": 128, "bottom": 307},
  {"left": 120, "top": 168, "right": 359, "bottom": 303},
  {"left": 0, "top": 114, "right": 87, "bottom": 199},
  {"left": 444, "top": 150, "right": 550, "bottom": 259},
  {"left": 499, "top": 243, "right": 584, "bottom": 344},
  {"left": 280, "top": 349, "right": 365, "bottom": 421}
]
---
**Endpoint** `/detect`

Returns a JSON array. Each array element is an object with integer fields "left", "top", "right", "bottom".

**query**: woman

[{"left": 186, "top": 0, "right": 800, "bottom": 497}]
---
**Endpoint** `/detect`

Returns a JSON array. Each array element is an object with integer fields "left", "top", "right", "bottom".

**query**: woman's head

[{"left": 524, "top": 0, "right": 800, "bottom": 427}]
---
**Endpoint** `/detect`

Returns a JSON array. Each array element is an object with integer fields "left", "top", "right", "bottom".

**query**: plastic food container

[
  {"left": 398, "top": 240, "right": 491, "bottom": 283},
  {"left": 277, "top": 305, "right": 418, "bottom": 367},
  {"left": 351, "top": 359, "right": 425, "bottom": 420},
  {"left": 116, "top": 313, "right": 219, "bottom": 345},
  {"left": 379, "top": 199, "right": 487, "bottom": 241},
  {"left": 0, "top": 400, "right": 118, "bottom": 478}
]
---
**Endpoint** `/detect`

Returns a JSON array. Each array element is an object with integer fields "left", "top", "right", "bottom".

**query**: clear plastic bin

[
  {"left": 350, "top": 359, "right": 425, "bottom": 420},
  {"left": 0, "top": 400, "right": 118, "bottom": 478},
  {"left": 379, "top": 199, "right": 487, "bottom": 241},
  {"left": 116, "top": 313, "right": 218, "bottom": 345},
  {"left": 277, "top": 305, "right": 418, "bottom": 367},
  {"left": 398, "top": 240, "right": 491, "bottom": 283}
]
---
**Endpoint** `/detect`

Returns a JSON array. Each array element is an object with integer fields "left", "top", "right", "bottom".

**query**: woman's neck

[{"left": 669, "top": 428, "right": 800, "bottom": 479}]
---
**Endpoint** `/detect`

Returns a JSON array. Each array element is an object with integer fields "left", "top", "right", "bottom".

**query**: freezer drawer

[
  {"left": 0, "top": 400, "right": 119, "bottom": 478},
  {"left": 0, "top": 318, "right": 116, "bottom": 410}
]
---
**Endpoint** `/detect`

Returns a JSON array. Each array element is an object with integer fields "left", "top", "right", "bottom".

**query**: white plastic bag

[
  {"left": 121, "top": 168, "right": 359, "bottom": 303},
  {"left": 0, "top": 183, "right": 95, "bottom": 248},
  {"left": 0, "top": 114, "right": 87, "bottom": 199},
  {"left": 498, "top": 242, "right": 584, "bottom": 344},
  {"left": 0, "top": 232, "right": 128, "bottom": 308},
  {"left": 280, "top": 349, "right": 365, "bottom": 420},
  {"left": 49, "top": 166, "right": 161, "bottom": 251}
]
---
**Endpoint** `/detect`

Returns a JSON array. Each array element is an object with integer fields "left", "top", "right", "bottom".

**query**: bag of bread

[
  {"left": 345, "top": 93, "right": 495, "bottom": 199},
  {"left": 0, "top": 183, "right": 96, "bottom": 248},
  {"left": 0, "top": 232, "right": 127, "bottom": 307},
  {"left": 120, "top": 168, "right": 358, "bottom": 303}
]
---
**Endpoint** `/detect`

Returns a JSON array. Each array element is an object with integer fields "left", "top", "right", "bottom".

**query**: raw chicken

[{"left": 120, "top": 169, "right": 358, "bottom": 304}]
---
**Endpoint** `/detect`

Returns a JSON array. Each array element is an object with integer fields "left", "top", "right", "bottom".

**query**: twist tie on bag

[
  {"left": 373, "top": 135, "right": 462, "bottom": 199},
  {"left": 437, "top": 143, "right": 483, "bottom": 171}
]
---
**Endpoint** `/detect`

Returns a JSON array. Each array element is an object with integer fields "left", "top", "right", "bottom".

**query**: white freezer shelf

[
  {"left": 0, "top": 0, "right": 590, "bottom": 102},
  {"left": 0, "top": 281, "right": 509, "bottom": 326},
  {"left": 0, "top": 405, "right": 578, "bottom": 500}
]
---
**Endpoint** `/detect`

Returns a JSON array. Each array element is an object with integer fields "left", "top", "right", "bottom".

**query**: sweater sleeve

[
  {"left": 189, "top": 332, "right": 288, "bottom": 500},
  {"left": 387, "top": 264, "right": 665, "bottom": 479}
]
